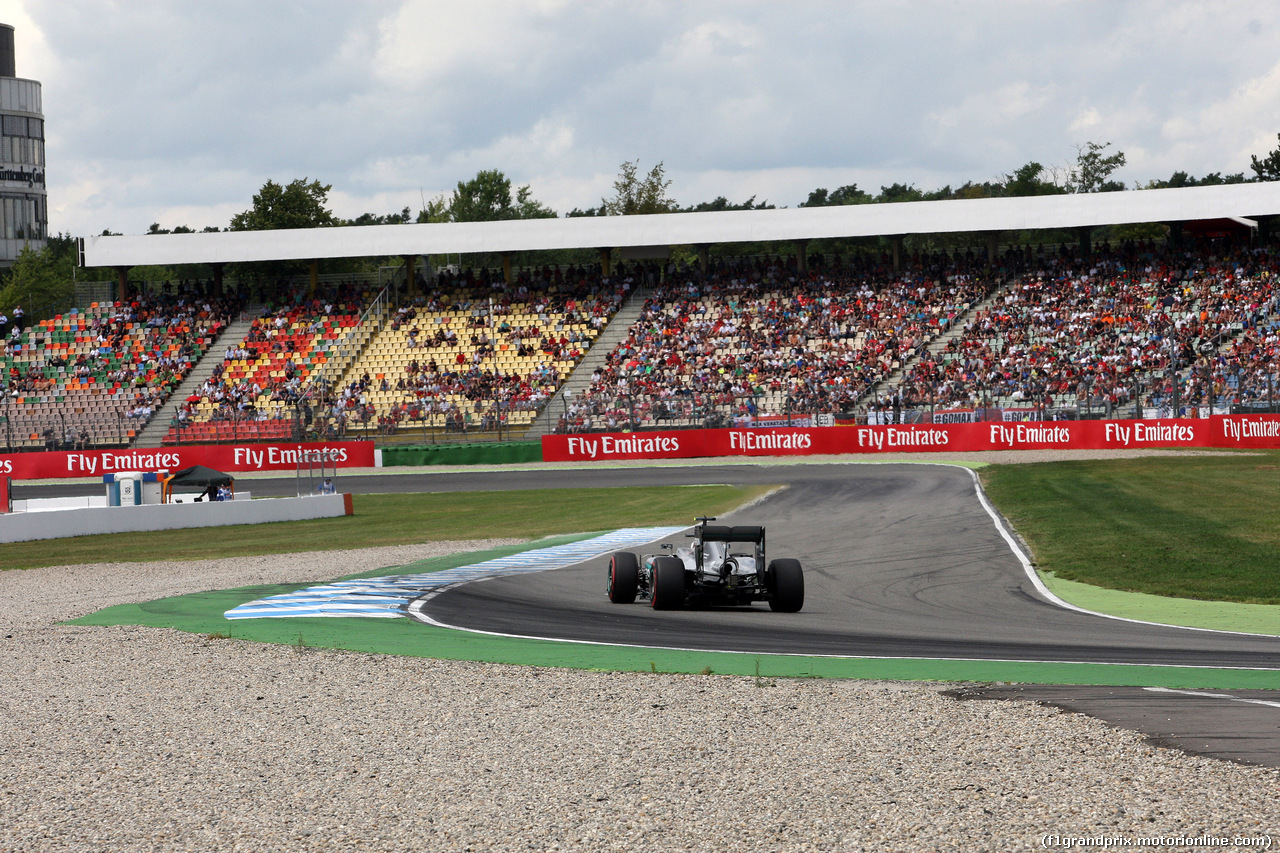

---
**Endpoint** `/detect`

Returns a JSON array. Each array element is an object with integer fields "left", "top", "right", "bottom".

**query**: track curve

[
  {"left": 409, "top": 462, "right": 1280, "bottom": 668},
  {"left": 23, "top": 460, "right": 1280, "bottom": 668}
]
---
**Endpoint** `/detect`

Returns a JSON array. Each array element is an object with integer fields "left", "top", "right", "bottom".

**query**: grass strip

[
  {"left": 981, "top": 451, "right": 1280, "bottom": 605},
  {"left": 3, "top": 484, "right": 774, "bottom": 570}
]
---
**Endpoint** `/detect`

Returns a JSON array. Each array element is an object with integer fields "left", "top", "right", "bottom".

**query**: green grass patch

[
  {"left": 981, "top": 451, "right": 1280, "bottom": 604},
  {"left": 2, "top": 484, "right": 775, "bottom": 570}
]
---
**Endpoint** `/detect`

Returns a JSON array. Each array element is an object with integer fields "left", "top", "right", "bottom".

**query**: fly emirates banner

[
  {"left": 542, "top": 415, "right": 1280, "bottom": 462},
  {"left": 0, "top": 441, "right": 376, "bottom": 480}
]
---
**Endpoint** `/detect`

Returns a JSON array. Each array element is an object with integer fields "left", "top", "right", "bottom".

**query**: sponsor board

[
  {"left": 1, "top": 441, "right": 376, "bottom": 480},
  {"left": 928, "top": 407, "right": 979, "bottom": 424},
  {"left": 1217, "top": 414, "right": 1280, "bottom": 447},
  {"left": 732, "top": 415, "right": 816, "bottom": 428},
  {"left": 542, "top": 414, "right": 1280, "bottom": 462}
]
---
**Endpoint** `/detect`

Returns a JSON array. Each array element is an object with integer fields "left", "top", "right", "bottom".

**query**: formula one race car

[{"left": 606, "top": 517, "right": 804, "bottom": 612}]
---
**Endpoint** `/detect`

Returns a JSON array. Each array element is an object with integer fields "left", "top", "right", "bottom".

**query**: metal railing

[
  {"left": 857, "top": 364, "right": 1280, "bottom": 424},
  {"left": 547, "top": 390, "right": 841, "bottom": 433},
  {"left": 0, "top": 397, "right": 138, "bottom": 452},
  {"left": 295, "top": 277, "right": 398, "bottom": 412}
]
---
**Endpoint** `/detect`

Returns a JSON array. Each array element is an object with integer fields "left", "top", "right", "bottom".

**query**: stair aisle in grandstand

[
  {"left": 132, "top": 309, "right": 263, "bottom": 448},
  {"left": 527, "top": 285, "right": 652, "bottom": 438},
  {"left": 862, "top": 275, "right": 1016, "bottom": 407}
]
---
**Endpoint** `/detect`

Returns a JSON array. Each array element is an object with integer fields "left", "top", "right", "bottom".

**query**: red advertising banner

[
  {"left": 0, "top": 441, "right": 377, "bottom": 480},
  {"left": 542, "top": 415, "right": 1279, "bottom": 463}
]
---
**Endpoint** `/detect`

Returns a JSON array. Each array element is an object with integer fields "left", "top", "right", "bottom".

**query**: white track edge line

[
  {"left": 1144, "top": 686, "right": 1280, "bottom": 708},
  {"left": 404, "top": 596, "right": 1280, "bottom": 671}
]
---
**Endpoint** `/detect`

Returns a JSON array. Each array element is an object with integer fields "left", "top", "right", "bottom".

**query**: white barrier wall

[{"left": 0, "top": 494, "right": 352, "bottom": 543}]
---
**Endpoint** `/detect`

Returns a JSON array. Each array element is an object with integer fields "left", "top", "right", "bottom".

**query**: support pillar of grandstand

[
  {"left": 502, "top": 252, "right": 512, "bottom": 285},
  {"left": 211, "top": 262, "right": 224, "bottom": 296},
  {"left": 1258, "top": 214, "right": 1277, "bottom": 245},
  {"left": 1165, "top": 220, "right": 1185, "bottom": 250},
  {"left": 696, "top": 243, "right": 710, "bottom": 273},
  {"left": 793, "top": 240, "right": 808, "bottom": 274},
  {"left": 402, "top": 254, "right": 416, "bottom": 298},
  {"left": 115, "top": 267, "right": 129, "bottom": 302},
  {"left": 1076, "top": 225, "right": 1093, "bottom": 257},
  {"left": 598, "top": 248, "right": 612, "bottom": 277},
  {"left": 984, "top": 231, "right": 999, "bottom": 265},
  {"left": 309, "top": 259, "right": 319, "bottom": 296},
  {"left": 889, "top": 235, "right": 904, "bottom": 271}
]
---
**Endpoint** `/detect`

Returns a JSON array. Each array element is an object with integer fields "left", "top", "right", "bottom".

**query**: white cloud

[{"left": 6, "top": 0, "right": 1280, "bottom": 236}]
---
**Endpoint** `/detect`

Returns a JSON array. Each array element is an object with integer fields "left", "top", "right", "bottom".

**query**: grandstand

[
  {"left": 8, "top": 240, "right": 1280, "bottom": 453},
  {"left": 550, "top": 254, "right": 1005, "bottom": 432},
  {"left": 12, "top": 240, "right": 1280, "bottom": 451},
  {"left": 884, "top": 242, "right": 1280, "bottom": 421},
  {"left": 160, "top": 284, "right": 370, "bottom": 446},
  {"left": 149, "top": 266, "right": 631, "bottom": 446},
  {"left": 2, "top": 296, "right": 233, "bottom": 451},
  {"left": 3, "top": 181, "right": 1271, "bottom": 452}
]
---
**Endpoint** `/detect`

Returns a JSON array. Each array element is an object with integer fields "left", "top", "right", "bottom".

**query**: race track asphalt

[{"left": 398, "top": 463, "right": 1280, "bottom": 670}]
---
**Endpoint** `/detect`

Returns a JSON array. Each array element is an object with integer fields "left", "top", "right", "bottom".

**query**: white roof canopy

[{"left": 80, "top": 181, "right": 1280, "bottom": 269}]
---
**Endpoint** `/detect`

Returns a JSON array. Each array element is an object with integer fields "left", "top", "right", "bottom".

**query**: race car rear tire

[
  {"left": 607, "top": 552, "right": 640, "bottom": 604},
  {"left": 767, "top": 559, "right": 804, "bottom": 613},
  {"left": 650, "top": 556, "right": 686, "bottom": 610}
]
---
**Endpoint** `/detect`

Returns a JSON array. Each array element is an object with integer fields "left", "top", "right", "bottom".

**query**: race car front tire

[
  {"left": 650, "top": 556, "right": 686, "bottom": 610},
  {"left": 767, "top": 558, "right": 805, "bottom": 612},
  {"left": 607, "top": 551, "right": 640, "bottom": 604}
]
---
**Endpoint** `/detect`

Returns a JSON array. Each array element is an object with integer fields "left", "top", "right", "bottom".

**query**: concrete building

[{"left": 0, "top": 23, "right": 45, "bottom": 267}]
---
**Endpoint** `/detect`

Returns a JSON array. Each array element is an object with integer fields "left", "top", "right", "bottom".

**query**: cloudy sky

[{"left": 4, "top": 0, "right": 1280, "bottom": 237}]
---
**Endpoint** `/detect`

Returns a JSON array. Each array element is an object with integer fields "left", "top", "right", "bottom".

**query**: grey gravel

[{"left": 2, "top": 521, "right": 1279, "bottom": 851}]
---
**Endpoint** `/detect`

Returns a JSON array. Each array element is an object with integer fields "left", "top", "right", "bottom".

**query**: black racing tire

[
  {"left": 650, "top": 556, "right": 686, "bottom": 610},
  {"left": 607, "top": 552, "right": 640, "bottom": 604},
  {"left": 767, "top": 558, "right": 804, "bottom": 613}
]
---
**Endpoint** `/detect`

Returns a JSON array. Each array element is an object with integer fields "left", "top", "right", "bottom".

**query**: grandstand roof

[{"left": 80, "top": 181, "right": 1280, "bottom": 269}]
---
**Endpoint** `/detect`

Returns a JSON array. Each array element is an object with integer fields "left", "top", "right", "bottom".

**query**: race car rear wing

[{"left": 700, "top": 525, "right": 765, "bottom": 544}]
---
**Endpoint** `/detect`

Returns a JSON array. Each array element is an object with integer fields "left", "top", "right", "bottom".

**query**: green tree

[
  {"left": 1250, "top": 134, "right": 1280, "bottom": 181},
  {"left": 417, "top": 194, "right": 450, "bottom": 224},
  {"left": 1146, "top": 171, "right": 1247, "bottom": 189},
  {"left": 799, "top": 184, "right": 870, "bottom": 207},
  {"left": 0, "top": 234, "right": 79, "bottom": 319},
  {"left": 686, "top": 195, "right": 774, "bottom": 212},
  {"left": 349, "top": 207, "right": 413, "bottom": 226},
  {"left": 602, "top": 159, "right": 678, "bottom": 215},
  {"left": 514, "top": 185, "right": 557, "bottom": 220},
  {"left": 448, "top": 170, "right": 556, "bottom": 222},
  {"left": 948, "top": 181, "right": 1001, "bottom": 200},
  {"left": 876, "top": 183, "right": 924, "bottom": 204},
  {"left": 449, "top": 169, "right": 514, "bottom": 222},
  {"left": 1068, "top": 141, "right": 1127, "bottom": 193},
  {"left": 229, "top": 178, "right": 339, "bottom": 231},
  {"left": 1002, "top": 162, "right": 1066, "bottom": 196}
]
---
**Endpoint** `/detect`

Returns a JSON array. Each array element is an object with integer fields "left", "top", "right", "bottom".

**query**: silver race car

[{"left": 606, "top": 517, "right": 804, "bottom": 612}]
